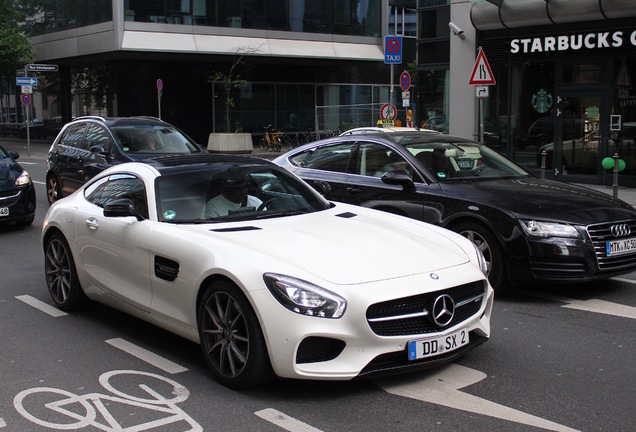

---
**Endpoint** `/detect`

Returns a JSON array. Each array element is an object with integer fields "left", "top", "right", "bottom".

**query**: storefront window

[
  {"left": 507, "top": 61, "right": 556, "bottom": 171},
  {"left": 418, "top": 69, "right": 449, "bottom": 133},
  {"left": 612, "top": 56, "right": 636, "bottom": 177}
]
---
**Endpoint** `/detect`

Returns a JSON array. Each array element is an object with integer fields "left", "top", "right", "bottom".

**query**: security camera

[{"left": 449, "top": 22, "right": 464, "bottom": 37}]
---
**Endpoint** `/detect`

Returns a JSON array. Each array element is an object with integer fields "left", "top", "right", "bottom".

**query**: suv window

[
  {"left": 85, "top": 174, "right": 148, "bottom": 219},
  {"left": 60, "top": 123, "right": 87, "bottom": 148},
  {"left": 85, "top": 123, "right": 113, "bottom": 152}
]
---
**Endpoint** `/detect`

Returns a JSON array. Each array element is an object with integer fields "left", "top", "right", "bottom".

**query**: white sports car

[{"left": 42, "top": 154, "right": 494, "bottom": 388}]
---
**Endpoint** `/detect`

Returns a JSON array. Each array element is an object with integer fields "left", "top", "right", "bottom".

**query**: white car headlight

[
  {"left": 263, "top": 273, "right": 347, "bottom": 319},
  {"left": 473, "top": 243, "right": 488, "bottom": 277},
  {"left": 520, "top": 220, "right": 581, "bottom": 239},
  {"left": 15, "top": 170, "right": 32, "bottom": 187}
]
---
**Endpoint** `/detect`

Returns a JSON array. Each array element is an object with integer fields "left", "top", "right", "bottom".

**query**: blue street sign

[
  {"left": 384, "top": 35, "right": 402, "bottom": 64},
  {"left": 16, "top": 77, "right": 37, "bottom": 86}
]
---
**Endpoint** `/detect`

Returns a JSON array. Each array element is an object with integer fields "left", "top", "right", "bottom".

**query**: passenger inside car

[{"left": 431, "top": 147, "right": 452, "bottom": 179}]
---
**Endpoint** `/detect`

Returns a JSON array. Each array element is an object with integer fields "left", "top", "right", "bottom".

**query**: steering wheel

[{"left": 257, "top": 198, "right": 278, "bottom": 212}]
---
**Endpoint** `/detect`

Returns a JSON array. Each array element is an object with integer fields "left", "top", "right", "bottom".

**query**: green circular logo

[{"left": 163, "top": 210, "right": 176, "bottom": 220}]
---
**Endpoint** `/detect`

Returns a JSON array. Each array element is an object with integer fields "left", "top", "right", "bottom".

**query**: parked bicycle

[{"left": 260, "top": 125, "right": 292, "bottom": 152}]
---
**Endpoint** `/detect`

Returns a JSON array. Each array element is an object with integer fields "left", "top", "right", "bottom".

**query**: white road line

[
  {"left": 105, "top": 338, "right": 188, "bottom": 374},
  {"left": 33, "top": 180, "right": 45, "bottom": 185},
  {"left": 17, "top": 161, "right": 37, "bottom": 165},
  {"left": 15, "top": 295, "right": 67, "bottom": 317},
  {"left": 514, "top": 289, "right": 636, "bottom": 320},
  {"left": 378, "top": 364, "right": 580, "bottom": 432},
  {"left": 612, "top": 277, "right": 636, "bottom": 285},
  {"left": 255, "top": 408, "right": 323, "bottom": 432},
  {"left": 0, "top": 417, "right": 6, "bottom": 427}
]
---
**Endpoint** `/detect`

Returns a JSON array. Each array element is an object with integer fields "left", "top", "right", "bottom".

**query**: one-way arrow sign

[{"left": 16, "top": 77, "right": 37, "bottom": 86}]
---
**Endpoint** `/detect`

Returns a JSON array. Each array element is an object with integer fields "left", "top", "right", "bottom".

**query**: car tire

[
  {"left": 46, "top": 174, "right": 62, "bottom": 205},
  {"left": 452, "top": 221, "right": 506, "bottom": 292},
  {"left": 197, "top": 280, "right": 274, "bottom": 389},
  {"left": 44, "top": 232, "right": 87, "bottom": 310}
]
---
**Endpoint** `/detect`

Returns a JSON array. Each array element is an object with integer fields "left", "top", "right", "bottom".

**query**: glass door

[{"left": 548, "top": 91, "right": 608, "bottom": 183}]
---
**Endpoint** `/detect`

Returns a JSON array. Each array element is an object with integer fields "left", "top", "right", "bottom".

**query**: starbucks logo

[{"left": 531, "top": 89, "right": 553, "bottom": 114}]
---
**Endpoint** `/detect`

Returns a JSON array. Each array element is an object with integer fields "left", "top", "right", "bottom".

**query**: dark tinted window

[
  {"left": 85, "top": 174, "right": 148, "bottom": 219},
  {"left": 60, "top": 123, "right": 87, "bottom": 148},
  {"left": 354, "top": 142, "right": 413, "bottom": 177},
  {"left": 301, "top": 143, "right": 354, "bottom": 173},
  {"left": 85, "top": 123, "right": 113, "bottom": 152}
]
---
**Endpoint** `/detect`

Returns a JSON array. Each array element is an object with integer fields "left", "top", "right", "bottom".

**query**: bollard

[
  {"left": 612, "top": 153, "right": 619, "bottom": 199},
  {"left": 540, "top": 150, "right": 546, "bottom": 179}
]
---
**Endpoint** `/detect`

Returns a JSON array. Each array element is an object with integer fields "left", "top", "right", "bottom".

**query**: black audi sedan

[
  {"left": 0, "top": 144, "right": 36, "bottom": 226},
  {"left": 274, "top": 131, "right": 636, "bottom": 291}
]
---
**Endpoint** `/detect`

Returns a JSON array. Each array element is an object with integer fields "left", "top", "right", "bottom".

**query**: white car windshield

[{"left": 155, "top": 166, "right": 330, "bottom": 223}]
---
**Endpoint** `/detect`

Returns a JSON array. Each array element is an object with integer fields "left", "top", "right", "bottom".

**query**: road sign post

[
  {"left": 469, "top": 48, "right": 496, "bottom": 143},
  {"left": 384, "top": 36, "right": 403, "bottom": 120},
  {"left": 21, "top": 94, "right": 32, "bottom": 155},
  {"left": 157, "top": 79, "right": 163, "bottom": 120}
]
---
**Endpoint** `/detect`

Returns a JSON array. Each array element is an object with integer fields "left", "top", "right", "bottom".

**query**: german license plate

[
  {"left": 0, "top": 207, "right": 8, "bottom": 217},
  {"left": 408, "top": 328, "right": 469, "bottom": 360},
  {"left": 606, "top": 237, "right": 636, "bottom": 256},
  {"left": 457, "top": 160, "right": 472, "bottom": 169}
]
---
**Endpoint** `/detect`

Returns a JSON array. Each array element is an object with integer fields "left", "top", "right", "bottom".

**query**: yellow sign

[{"left": 377, "top": 119, "right": 394, "bottom": 126}]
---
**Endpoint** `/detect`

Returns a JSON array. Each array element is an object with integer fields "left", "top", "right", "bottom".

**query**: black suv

[{"left": 46, "top": 116, "right": 204, "bottom": 204}]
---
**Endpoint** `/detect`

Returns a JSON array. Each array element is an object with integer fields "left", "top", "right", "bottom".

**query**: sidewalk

[{"left": 3, "top": 135, "right": 636, "bottom": 207}]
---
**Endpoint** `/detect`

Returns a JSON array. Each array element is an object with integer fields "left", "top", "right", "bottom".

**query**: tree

[
  {"left": 0, "top": 0, "right": 35, "bottom": 122},
  {"left": 207, "top": 46, "right": 260, "bottom": 132},
  {"left": 0, "top": 0, "right": 35, "bottom": 79}
]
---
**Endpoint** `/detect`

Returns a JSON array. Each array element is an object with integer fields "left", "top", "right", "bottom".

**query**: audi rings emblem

[
  {"left": 432, "top": 294, "right": 455, "bottom": 327},
  {"left": 610, "top": 224, "right": 631, "bottom": 238}
]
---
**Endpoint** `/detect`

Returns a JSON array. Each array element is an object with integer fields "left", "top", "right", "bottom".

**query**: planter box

[{"left": 207, "top": 133, "right": 253, "bottom": 154}]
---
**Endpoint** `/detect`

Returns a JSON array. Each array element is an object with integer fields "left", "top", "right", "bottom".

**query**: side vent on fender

[{"left": 155, "top": 256, "right": 180, "bottom": 281}]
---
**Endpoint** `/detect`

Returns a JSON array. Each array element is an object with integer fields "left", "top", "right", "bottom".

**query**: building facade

[
  {"left": 17, "top": 0, "right": 419, "bottom": 145},
  {"left": 440, "top": 0, "right": 636, "bottom": 187}
]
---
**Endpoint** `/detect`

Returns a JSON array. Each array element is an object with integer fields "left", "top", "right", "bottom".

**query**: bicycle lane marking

[
  {"left": 106, "top": 338, "right": 188, "bottom": 374},
  {"left": 377, "top": 364, "right": 580, "bottom": 432},
  {"left": 13, "top": 370, "right": 203, "bottom": 431},
  {"left": 16, "top": 295, "right": 68, "bottom": 318}
]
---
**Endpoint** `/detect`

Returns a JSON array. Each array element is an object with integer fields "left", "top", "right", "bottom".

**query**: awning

[{"left": 471, "top": 0, "right": 636, "bottom": 31}]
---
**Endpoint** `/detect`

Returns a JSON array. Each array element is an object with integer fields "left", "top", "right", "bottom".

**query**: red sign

[
  {"left": 400, "top": 71, "right": 411, "bottom": 92},
  {"left": 21, "top": 94, "right": 31, "bottom": 105},
  {"left": 380, "top": 103, "right": 397, "bottom": 120},
  {"left": 156, "top": 78, "right": 163, "bottom": 91},
  {"left": 469, "top": 49, "right": 496, "bottom": 85}
]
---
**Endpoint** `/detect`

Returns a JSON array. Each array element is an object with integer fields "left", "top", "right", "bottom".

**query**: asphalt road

[{"left": 1, "top": 141, "right": 635, "bottom": 431}]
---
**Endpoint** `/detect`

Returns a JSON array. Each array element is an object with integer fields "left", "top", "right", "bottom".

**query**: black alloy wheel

[
  {"left": 44, "top": 232, "right": 87, "bottom": 310},
  {"left": 198, "top": 280, "right": 273, "bottom": 388}
]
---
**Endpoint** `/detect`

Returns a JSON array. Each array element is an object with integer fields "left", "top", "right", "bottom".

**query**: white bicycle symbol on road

[{"left": 14, "top": 369, "right": 202, "bottom": 431}]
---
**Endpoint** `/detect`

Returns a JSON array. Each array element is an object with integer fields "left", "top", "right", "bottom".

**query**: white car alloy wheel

[{"left": 198, "top": 280, "right": 273, "bottom": 389}]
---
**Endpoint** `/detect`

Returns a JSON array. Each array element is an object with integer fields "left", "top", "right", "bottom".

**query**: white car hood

[{"left": 184, "top": 205, "right": 471, "bottom": 285}]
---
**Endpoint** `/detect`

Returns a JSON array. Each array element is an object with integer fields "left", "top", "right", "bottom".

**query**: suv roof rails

[{"left": 130, "top": 116, "right": 164, "bottom": 122}]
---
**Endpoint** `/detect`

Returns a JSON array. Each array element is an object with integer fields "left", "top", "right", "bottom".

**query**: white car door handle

[{"left": 86, "top": 218, "right": 100, "bottom": 229}]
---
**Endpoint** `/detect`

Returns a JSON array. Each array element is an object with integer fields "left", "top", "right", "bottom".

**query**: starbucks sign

[{"left": 531, "top": 89, "right": 553, "bottom": 114}]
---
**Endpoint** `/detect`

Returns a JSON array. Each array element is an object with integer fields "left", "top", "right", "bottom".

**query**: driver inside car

[{"left": 205, "top": 172, "right": 263, "bottom": 218}]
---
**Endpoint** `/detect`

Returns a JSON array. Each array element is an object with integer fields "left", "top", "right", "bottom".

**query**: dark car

[
  {"left": 0, "top": 144, "right": 36, "bottom": 225},
  {"left": 274, "top": 131, "right": 636, "bottom": 291},
  {"left": 46, "top": 116, "right": 205, "bottom": 204}
]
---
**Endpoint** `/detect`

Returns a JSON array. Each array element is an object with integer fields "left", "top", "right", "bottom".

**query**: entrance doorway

[{"left": 542, "top": 90, "right": 609, "bottom": 184}]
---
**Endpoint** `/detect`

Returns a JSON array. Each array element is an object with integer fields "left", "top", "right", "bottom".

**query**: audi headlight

[
  {"left": 520, "top": 220, "right": 580, "bottom": 239},
  {"left": 15, "top": 170, "right": 32, "bottom": 188},
  {"left": 473, "top": 242, "right": 488, "bottom": 276},
  {"left": 263, "top": 273, "right": 346, "bottom": 319}
]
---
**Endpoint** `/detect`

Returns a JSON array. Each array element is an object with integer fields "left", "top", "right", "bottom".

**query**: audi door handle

[
  {"left": 346, "top": 187, "right": 361, "bottom": 193},
  {"left": 85, "top": 217, "right": 99, "bottom": 229}
]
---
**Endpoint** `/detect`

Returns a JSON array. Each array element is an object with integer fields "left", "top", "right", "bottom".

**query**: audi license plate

[
  {"left": 0, "top": 207, "right": 8, "bottom": 217},
  {"left": 408, "top": 328, "right": 469, "bottom": 360},
  {"left": 606, "top": 237, "right": 636, "bottom": 256}
]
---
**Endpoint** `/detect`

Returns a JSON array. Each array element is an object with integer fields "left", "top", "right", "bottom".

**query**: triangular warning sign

[
  {"left": 469, "top": 49, "right": 496, "bottom": 85},
  {"left": 615, "top": 58, "right": 632, "bottom": 89}
]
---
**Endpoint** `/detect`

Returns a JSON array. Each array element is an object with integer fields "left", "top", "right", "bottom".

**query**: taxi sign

[{"left": 384, "top": 36, "right": 402, "bottom": 64}]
